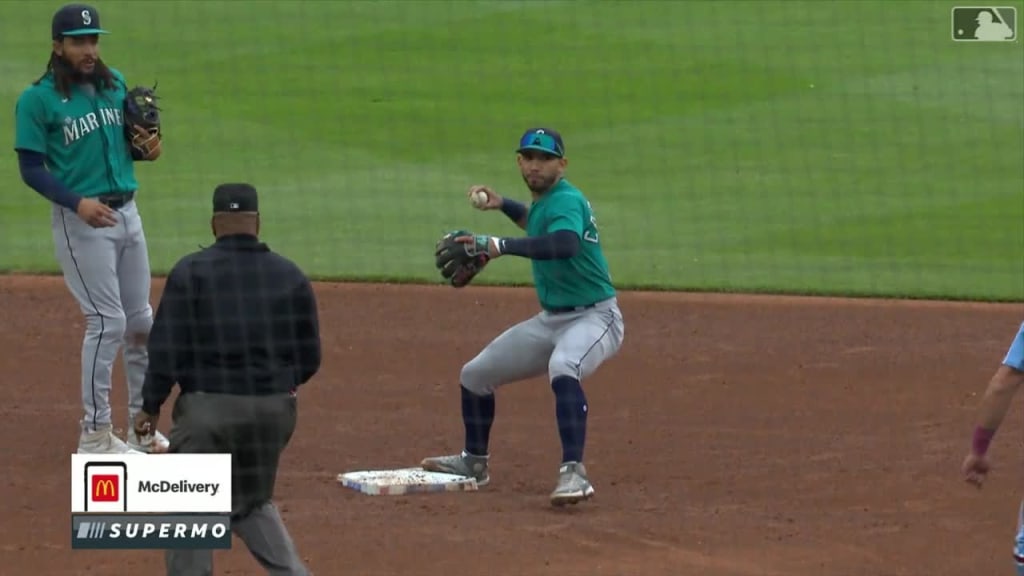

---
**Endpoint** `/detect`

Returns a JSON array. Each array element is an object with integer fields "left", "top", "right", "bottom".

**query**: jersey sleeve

[
  {"left": 14, "top": 90, "right": 48, "bottom": 154},
  {"left": 544, "top": 195, "right": 586, "bottom": 237}
]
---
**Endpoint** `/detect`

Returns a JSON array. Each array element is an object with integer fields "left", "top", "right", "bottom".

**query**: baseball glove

[
  {"left": 124, "top": 84, "right": 162, "bottom": 160},
  {"left": 435, "top": 230, "right": 490, "bottom": 288}
]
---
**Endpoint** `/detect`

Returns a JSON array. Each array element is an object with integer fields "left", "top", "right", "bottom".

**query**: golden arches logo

[{"left": 91, "top": 475, "right": 119, "bottom": 502}]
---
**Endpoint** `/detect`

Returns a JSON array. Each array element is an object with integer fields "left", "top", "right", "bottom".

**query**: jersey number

[{"left": 584, "top": 201, "right": 600, "bottom": 244}]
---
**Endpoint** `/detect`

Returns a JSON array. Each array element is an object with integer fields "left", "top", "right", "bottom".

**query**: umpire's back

[{"left": 144, "top": 183, "right": 321, "bottom": 403}]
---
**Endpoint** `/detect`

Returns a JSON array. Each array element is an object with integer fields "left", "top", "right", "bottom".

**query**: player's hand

[
  {"left": 962, "top": 452, "right": 991, "bottom": 488},
  {"left": 76, "top": 198, "right": 118, "bottom": 228},
  {"left": 468, "top": 185, "right": 503, "bottom": 210},
  {"left": 455, "top": 234, "right": 500, "bottom": 259}
]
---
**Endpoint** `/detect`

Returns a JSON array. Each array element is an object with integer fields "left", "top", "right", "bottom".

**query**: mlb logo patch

[{"left": 952, "top": 7, "right": 1017, "bottom": 41}]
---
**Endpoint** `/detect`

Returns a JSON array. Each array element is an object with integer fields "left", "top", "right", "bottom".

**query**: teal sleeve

[
  {"left": 14, "top": 90, "right": 47, "bottom": 154},
  {"left": 545, "top": 196, "right": 586, "bottom": 237}
]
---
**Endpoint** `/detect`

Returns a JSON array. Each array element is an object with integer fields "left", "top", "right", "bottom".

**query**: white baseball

[{"left": 471, "top": 190, "right": 489, "bottom": 208}]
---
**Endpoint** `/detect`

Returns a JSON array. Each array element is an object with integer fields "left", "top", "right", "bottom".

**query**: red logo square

[{"left": 91, "top": 474, "right": 119, "bottom": 502}]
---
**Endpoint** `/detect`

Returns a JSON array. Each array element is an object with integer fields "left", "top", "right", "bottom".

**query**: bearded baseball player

[
  {"left": 427, "top": 127, "right": 625, "bottom": 507},
  {"left": 14, "top": 3, "right": 168, "bottom": 454}
]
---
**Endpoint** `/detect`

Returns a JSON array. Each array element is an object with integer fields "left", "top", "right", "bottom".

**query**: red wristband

[{"left": 973, "top": 426, "right": 995, "bottom": 455}]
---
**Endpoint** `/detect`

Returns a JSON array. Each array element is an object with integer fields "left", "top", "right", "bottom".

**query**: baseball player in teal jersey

[
  {"left": 962, "top": 320, "right": 1024, "bottom": 573},
  {"left": 14, "top": 4, "right": 168, "bottom": 454},
  {"left": 424, "top": 127, "right": 625, "bottom": 507}
]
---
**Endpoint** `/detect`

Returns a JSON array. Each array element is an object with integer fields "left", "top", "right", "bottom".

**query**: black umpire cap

[
  {"left": 52, "top": 4, "right": 110, "bottom": 40},
  {"left": 213, "top": 183, "right": 259, "bottom": 214}
]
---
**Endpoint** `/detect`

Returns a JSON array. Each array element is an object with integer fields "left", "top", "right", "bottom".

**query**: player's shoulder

[
  {"left": 550, "top": 179, "right": 589, "bottom": 206},
  {"left": 17, "top": 75, "right": 54, "bottom": 103},
  {"left": 108, "top": 67, "right": 127, "bottom": 84}
]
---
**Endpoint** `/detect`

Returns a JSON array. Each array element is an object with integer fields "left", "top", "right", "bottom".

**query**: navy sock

[
  {"left": 461, "top": 385, "right": 495, "bottom": 457},
  {"left": 551, "top": 375, "right": 588, "bottom": 463}
]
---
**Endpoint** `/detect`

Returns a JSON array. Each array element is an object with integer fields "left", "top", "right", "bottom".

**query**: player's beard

[
  {"left": 523, "top": 173, "right": 557, "bottom": 194},
  {"left": 52, "top": 53, "right": 98, "bottom": 84}
]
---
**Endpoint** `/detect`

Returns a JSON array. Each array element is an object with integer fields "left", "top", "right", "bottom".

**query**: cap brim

[
  {"left": 517, "top": 145, "right": 562, "bottom": 157},
  {"left": 62, "top": 28, "right": 110, "bottom": 36}
]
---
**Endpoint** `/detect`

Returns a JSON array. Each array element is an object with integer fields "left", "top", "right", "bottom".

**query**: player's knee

[
  {"left": 460, "top": 360, "right": 496, "bottom": 396},
  {"left": 548, "top": 352, "right": 578, "bottom": 382},
  {"left": 125, "top": 307, "right": 153, "bottom": 346},
  {"left": 87, "top": 312, "right": 127, "bottom": 343}
]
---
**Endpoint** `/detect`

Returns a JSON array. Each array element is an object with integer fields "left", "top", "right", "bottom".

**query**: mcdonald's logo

[{"left": 91, "top": 475, "right": 119, "bottom": 502}]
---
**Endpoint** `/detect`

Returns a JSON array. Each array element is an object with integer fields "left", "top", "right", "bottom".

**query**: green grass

[{"left": 0, "top": 0, "right": 1021, "bottom": 300}]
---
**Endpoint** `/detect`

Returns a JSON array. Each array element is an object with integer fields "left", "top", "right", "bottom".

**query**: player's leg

[
  {"left": 116, "top": 201, "right": 165, "bottom": 451},
  {"left": 421, "top": 313, "right": 555, "bottom": 484},
  {"left": 51, "top": 205, "right": 136, "bottom": 454},
  {"left": 1014, "top": 499, "right": 1024, "bottom": 575},
  {"left": 546, "top": 299, "right": 625, "bottom": 505}
]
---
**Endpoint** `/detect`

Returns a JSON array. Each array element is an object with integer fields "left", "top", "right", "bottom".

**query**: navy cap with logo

[
  {"left": 52, "top": 4, "right": 110, "bottom": 40},
  {"left": 516, "top": 127, "right": 565, "bottom": 158},
  {"left": 213, "top": 183, "right": 259, "bottom": 214}
]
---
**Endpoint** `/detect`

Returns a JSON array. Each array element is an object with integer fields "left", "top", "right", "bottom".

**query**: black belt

[
  {"left": 545, "top": 303, "right": 597, "bottom": 314},
  {"left": 96, "top": 192, "right": 134, "bottom": 209}
]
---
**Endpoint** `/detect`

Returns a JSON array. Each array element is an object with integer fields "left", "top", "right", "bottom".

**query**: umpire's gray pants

[
  {"left": 164, "top": 392, "right": 309, "bottom": 576},
  {"left": 165, "top": 502, "right": 309, "bottom": 576}
]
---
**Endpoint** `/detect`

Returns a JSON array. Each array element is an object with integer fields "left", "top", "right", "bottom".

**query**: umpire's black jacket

[{"left": 141, "top": 234, "right": 321, "bottom": 414}]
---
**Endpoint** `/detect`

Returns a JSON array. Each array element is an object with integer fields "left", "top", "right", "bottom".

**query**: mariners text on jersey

[{"left": 63, "top": 106, "right": 124, "bottom": 146}]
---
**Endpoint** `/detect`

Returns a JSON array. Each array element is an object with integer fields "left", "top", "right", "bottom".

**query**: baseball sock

[
  {"left": 551, "top": 375, "right": 588, "bottom": 463},
  {"left": 461, "top": 384, "right": 495, "bottom": 457}
]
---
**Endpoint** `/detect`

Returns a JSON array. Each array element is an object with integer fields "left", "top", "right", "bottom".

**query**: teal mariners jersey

[
  {"left": 14, "top": 68, "right": 138, "bottom": 197},
  {"left": 526, "top": 178, "right": 616, "bottom": 309}
]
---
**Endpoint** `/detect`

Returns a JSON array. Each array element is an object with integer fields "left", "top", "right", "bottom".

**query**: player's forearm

[
  {"left": 975, "top": 367, "right": 1024, "bottom": 430},
  {"left": 971, "top": 366, "right": 1024, "bottom": 454},
  {"left": 500, "top": 198, "right": 529, "bottom": 230},
  {"left": 497, "top": 230, "right": 580, "bottom": 260},
  {"left": 17, "top": 149, "right": 82, "bottom": 211}
]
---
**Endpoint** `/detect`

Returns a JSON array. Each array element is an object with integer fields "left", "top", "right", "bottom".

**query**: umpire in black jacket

[{"left": 134, "top": 183, "right": 321, "bottom": 576}]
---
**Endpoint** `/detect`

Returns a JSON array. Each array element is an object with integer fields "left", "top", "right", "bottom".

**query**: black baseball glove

[
  {"left": 124, "top": 84, "right": 162, "bottom": 160},
  {"left": 435, "top": 230, "right": 491, "bottom": 288}
]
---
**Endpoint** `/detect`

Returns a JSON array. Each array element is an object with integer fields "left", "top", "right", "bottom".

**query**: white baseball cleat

[{"left": 78, "top": 427, "right": 144, "bottom": 454}]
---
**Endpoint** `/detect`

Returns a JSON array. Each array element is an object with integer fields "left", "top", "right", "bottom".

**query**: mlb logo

[{"left": 952, "top": 7, "right": 1017, "bottom": 41}]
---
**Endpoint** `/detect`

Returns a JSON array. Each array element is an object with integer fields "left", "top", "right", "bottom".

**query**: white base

[{"left": 337, "top": 467, "right": 478, "bottom": 496}]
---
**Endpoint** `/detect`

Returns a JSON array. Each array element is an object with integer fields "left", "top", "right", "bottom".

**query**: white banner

[{"left": 70, "top": 454, "right": 232, "bottom": 513}]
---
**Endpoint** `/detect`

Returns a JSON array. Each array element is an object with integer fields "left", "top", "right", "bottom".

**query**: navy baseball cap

[
  {"left": 213, "top": 183, "right": 259, "bottom": 213},
  {"left": 52, "top": 4, "right": 110, "bottom": 40},
  {"left": 516, "top": 127, "right": 565, "bottom": 158}
]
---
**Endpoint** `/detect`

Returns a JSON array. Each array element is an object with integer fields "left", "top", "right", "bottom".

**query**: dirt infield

[{"left": 1, "top": 274, "right": 1022, "bottom": 576}]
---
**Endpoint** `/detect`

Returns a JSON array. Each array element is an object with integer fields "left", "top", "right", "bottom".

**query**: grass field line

[{"left": 2, "top": 273, "right": 1021, "bottom": 311}]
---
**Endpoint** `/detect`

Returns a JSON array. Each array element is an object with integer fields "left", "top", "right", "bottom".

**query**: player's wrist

[{"left": 972, "top": 426, "right": 995, "bottom": 455}]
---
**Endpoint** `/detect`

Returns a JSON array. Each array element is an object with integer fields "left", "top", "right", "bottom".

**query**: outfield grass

[{"left": 1, "top": 0, "right": 1021, "bottom": 300}]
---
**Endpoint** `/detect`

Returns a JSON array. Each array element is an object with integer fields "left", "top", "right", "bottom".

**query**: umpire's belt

[{"left": 96, "top": 192, "right": 135, "bottom": 209}]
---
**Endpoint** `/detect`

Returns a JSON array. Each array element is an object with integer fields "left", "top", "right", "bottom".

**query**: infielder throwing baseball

[
  {"left": 962, "top": 320, "right": 1024, "bottom": 573},
  {"left": 14, "top": 4, "right": 168, "bottom": 454},
  {"left": 427, "top": 127, "right": 625, "bottom": 506}
]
